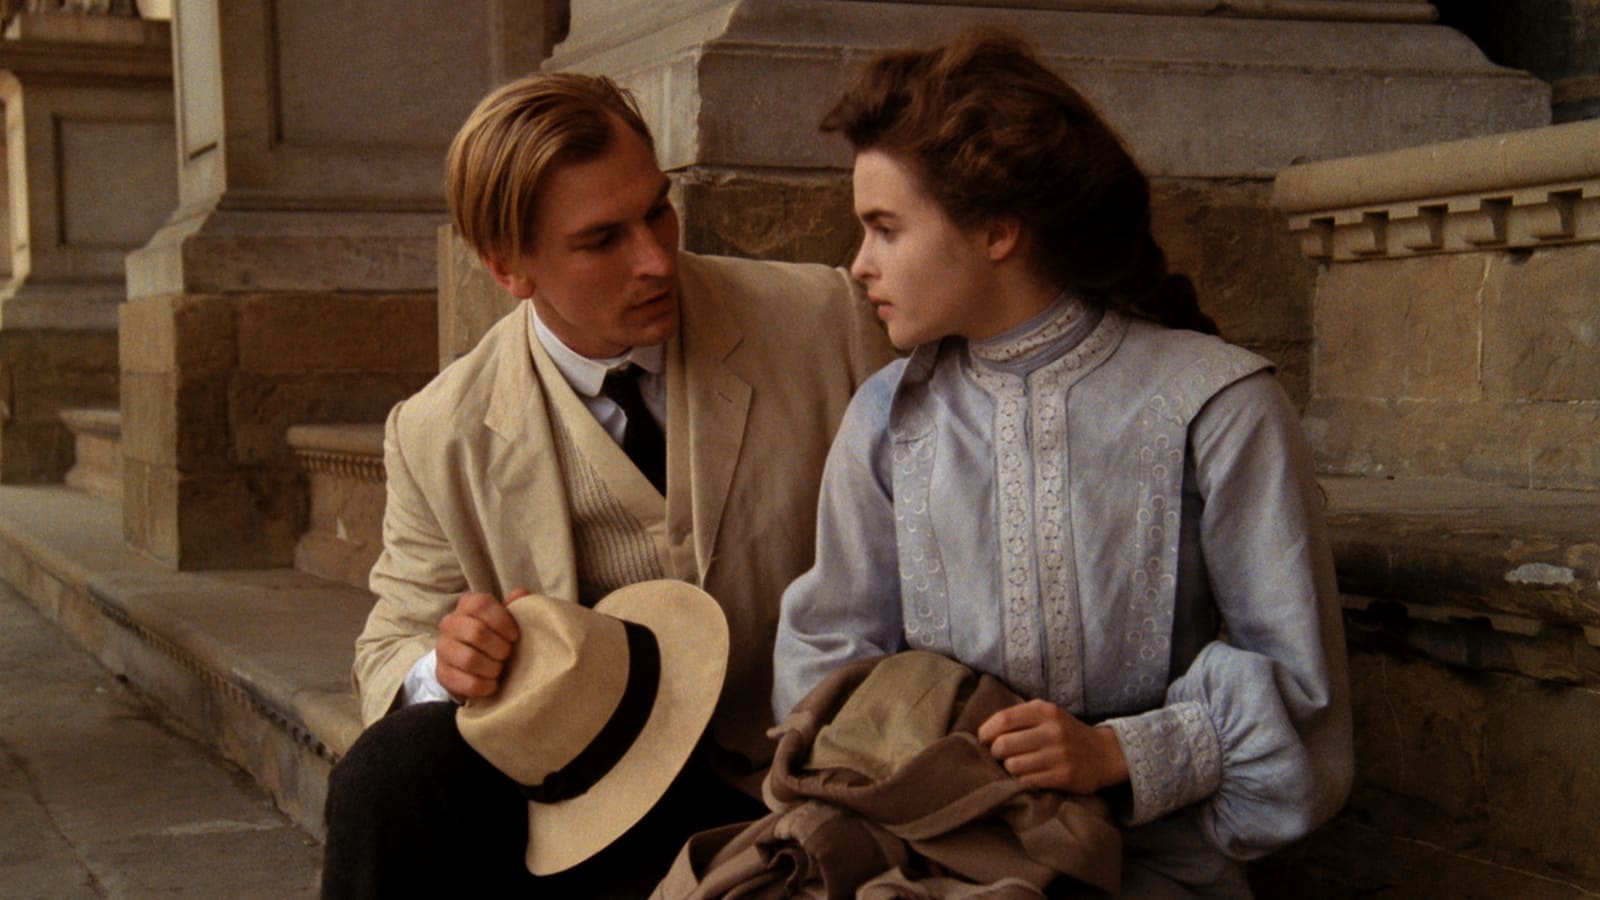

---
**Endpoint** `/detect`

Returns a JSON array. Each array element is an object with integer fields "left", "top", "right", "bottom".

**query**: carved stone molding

[
  {"left": 290, "top": 449, "right": 384, "bottom": 483},
  {"left": 1278, "top": 118, "right": 1600, "bottom": 261},
  {"left": 285, "top": 423, "right": 384, "bottom": 483}
]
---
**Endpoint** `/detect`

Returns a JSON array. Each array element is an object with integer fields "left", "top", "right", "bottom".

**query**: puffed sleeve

[
  {"left": 772, "top": 366, "right": 907, "bottom": 720},
  {"left": 1101, "top": 371, "right": 1353, "bottom": 858}
]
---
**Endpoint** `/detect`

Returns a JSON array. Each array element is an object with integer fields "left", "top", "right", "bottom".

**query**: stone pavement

[{"left": 0, "top": 580, "right": 322, "bottom": 899}]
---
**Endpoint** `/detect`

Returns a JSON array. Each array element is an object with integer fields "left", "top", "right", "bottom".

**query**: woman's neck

[{"left": 964, "top": 263, "right": 1064, "bottom": 343}]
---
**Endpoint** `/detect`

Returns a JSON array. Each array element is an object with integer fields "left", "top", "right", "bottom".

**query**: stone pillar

[
  {"left": 0, "top": 10, "right": 172, "bottom": 482},
  {"left": 119, "top": 0, "right": 554, "bottom": 569},
  {"left": 535, "top": 0, "right": 1548, "bottom": 407}
]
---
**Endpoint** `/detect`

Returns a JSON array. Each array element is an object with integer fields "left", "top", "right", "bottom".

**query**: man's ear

[
  {"left": 985, "top": 216, "right": 1025, "bottom": 263},
  {"left": 483, "top": 253, "right": 536, "bottom": 300}
]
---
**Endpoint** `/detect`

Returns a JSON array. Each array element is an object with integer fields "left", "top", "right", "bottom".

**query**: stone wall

[
  {"left": 0, "top": 330, "right": 117, "bottom": 481},
  {"left": 1278, "top": 119, "right": 1600, "bottom": 489},
  {"left": 1263, "top": 119, "right": 1600, "bottom": 897},
  {"left": 119, "top": 291, "right": 436, "bottom": 568},
  {"left": 518, "top": 0, "right": 1551, "bottom": 409}
]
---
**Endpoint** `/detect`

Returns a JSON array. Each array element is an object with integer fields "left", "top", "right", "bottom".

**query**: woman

[{"left": 772, "top": 31, "right": 1352, "bottom": 897}]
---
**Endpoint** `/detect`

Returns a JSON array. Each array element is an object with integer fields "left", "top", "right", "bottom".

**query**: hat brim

[{"left": 522, "top": 580, "right": 729, "bottom": 875}]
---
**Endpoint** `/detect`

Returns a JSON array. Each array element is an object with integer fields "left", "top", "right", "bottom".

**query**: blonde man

[{"left": 321, "top": 73, "right": 893, "bottom": 897}]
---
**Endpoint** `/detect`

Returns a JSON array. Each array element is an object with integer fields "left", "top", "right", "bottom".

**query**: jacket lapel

[
  {"left": 670, "top": 259, "right": 751, "bottom": 584},
  {"left": 482, "top": 306, "right": 578, "bottom": 601}
]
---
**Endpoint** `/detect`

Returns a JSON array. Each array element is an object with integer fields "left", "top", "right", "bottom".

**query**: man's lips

[{"left": 634, "top": 287, "right": 675, "bottom": 311}]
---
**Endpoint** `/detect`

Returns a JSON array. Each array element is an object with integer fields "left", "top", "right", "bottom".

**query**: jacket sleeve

[
  {"left": 1100, "top": 371, "right": 1353, "bottom": 858},
  {"left": 351, "top": 400, "right": 470, "bottom": 725},
  {"left": 771, "top": 367, "right": 906, "bottom": 720}
]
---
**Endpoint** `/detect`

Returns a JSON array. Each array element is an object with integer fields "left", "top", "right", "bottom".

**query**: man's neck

[{"left": 529, "top": 303, "right": 665, "bottom": 400}]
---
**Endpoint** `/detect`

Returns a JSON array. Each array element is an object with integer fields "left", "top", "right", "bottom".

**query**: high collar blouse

[{"left": 773, "top": 296, "right": 1352, "bottom": 896}]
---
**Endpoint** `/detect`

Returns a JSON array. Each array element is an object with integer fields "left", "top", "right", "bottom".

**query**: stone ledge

[
  {"left": 0, "top": 484, "right": 370, "bottom": 838},
  {"left": 556, "top": 1, "right": 1547, "bottom": 179},
  {"left": 1323, "top": 475, "right": 1600, "bottom": 651},
  {"left": 1277, "top": 120, "right": 1600, "bottom": 261}
]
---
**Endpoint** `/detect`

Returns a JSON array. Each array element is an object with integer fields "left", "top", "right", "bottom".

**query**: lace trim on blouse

[
  {"left": 1105, "top": 700, "right": 1222, "bottom": 826},
  {"left": 963, "top": 295, "right": 1122, "bottom": 708}
]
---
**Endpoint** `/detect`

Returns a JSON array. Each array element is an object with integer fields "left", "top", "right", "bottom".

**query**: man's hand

[
  {"left": 436, "top": 589, "right": 527, "bottom": 701},
  {"left": 977, "top": 698, "right": 1129, "bottom": 795}
]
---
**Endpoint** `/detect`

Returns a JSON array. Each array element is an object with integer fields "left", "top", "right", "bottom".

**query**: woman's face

[{"left": 848, "top": 149, "right": 1002, "bottom": 350}]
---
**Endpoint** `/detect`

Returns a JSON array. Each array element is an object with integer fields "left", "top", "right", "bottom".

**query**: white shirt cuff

[{"left": 398, "top": 649, "right": 454, "bottom": 707}]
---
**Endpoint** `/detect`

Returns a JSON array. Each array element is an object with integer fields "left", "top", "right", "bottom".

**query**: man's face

[{"left": 487, "top": 120, "right": 681, "bottom": 360}]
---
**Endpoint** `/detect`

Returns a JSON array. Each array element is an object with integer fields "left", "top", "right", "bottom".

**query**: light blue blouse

[{"left": 773, "top": 295, "right": 1352, "bottom": 896}]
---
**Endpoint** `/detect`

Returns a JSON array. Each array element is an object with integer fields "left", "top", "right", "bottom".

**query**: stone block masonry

[
  {"left": 118, "top": 291, "right": 436, "bottom": 570},
  {"left": 1278, "top": 119, "right": 1600, "bottom": 489}
]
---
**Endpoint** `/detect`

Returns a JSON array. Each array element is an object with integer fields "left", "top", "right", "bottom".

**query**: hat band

[{"left": 520, "top": 621, "right": 661, "bottom": 804}]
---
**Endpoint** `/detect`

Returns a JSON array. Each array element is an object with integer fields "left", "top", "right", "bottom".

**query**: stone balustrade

[
  {"left": 1276, "top": 119, "right": 1600, "bottom": 491},
  {"left": 58, "top": 406, "right": 120, "bottom": 500},
  {"left": 286, "top": 423, "right": 385, "bottom": 590},
  {"left": 1278, "top": 119, "right": 1600, "bottom": 262}
]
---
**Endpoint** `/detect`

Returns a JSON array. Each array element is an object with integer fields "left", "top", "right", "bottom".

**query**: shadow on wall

[{"left": 1435, "top": 0, "right": 1600, "bottom": 122}]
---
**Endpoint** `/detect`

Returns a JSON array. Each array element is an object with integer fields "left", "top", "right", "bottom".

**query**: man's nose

[{"left": 634, "top": 227, "right": 674, "bottom": 277}]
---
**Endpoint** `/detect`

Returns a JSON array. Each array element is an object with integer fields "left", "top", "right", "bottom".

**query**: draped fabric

[{"left": 655, "top": 652, "right": 1121, "bottom": 899}]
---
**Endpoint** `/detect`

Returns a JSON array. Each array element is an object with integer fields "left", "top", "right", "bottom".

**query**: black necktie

[{"left": 601, "top": 365, "right": 666, "bottom": 494}]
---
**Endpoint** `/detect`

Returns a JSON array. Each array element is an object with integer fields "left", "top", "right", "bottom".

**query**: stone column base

[{"left": 118, "top": 290, "right": 437, "bottom": 570}]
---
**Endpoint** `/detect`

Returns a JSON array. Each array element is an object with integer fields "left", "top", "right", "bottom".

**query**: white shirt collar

[{"left": 529, "top": 303, "right": 666, "bottom": 398}]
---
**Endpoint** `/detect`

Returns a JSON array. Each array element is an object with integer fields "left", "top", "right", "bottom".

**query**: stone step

[
  {"left": 1323, "top": 474, "right": 1600, "bottom": 664},
  {"left": 0, "top": 484, "right": 369, "bottom": 841},
  {"left": 5, "top": 472, "right": 1598, "bottom": 892},
  {"left": 1299, "top": 475, "right": 1600, "bottom": 896}
]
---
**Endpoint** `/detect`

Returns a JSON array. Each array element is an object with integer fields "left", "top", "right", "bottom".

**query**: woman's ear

[
  {"left": 985, "top": 215, "right": 1025, "bottom": 263},
  {"left": 483, "top": 254, "right": 537, "bottom": 300}
]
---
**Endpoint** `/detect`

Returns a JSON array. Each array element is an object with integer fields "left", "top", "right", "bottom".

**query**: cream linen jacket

[{"left": 353, "top": 252, "right": 894, "bottom": 766}]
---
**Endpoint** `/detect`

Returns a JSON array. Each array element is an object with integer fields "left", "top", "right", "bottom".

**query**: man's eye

[
  {"left": 583, "top": 232, "right": 618, "bottom": 251},
  {"left": 647, "top": 202, "right": 673, "bottom": 221}
]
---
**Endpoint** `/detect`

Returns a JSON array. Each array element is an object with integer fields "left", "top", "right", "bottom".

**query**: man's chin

[{"left": 631, "top": 309, "right": 678, "bottom": 346}]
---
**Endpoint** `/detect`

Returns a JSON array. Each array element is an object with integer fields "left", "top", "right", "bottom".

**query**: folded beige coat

[{"left": 654, "top": 651, "right": 1122, "bottom": 898}]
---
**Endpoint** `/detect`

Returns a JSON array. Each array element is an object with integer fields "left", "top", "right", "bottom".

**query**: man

[{"left": 320, "top": 72, "right": 893, "bottom": 897}]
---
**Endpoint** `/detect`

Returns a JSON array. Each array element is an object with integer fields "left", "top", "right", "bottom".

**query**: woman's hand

[{"left": 977, "top": 698, "right": 1129, "bottom": 795}]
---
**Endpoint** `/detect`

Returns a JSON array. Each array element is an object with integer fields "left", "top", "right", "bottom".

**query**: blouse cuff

[{"left": 1103, "top": 700, "right": 1222, "bottom": 826}]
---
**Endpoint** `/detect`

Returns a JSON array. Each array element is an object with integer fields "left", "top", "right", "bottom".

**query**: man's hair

[
  {"left": 822, "top": 29, "right": 1216, "bottom": 334},
  {"left": 446, "top": 72, "right": 655, "bottom": 266}
]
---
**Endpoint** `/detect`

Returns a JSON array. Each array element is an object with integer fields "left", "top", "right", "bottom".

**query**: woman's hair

[
  {"left": 822, "top": 30, "right": 1217, "bottom": 334},
  {"left": 447, "top": 72, "right": 655, "bottom": 267}
]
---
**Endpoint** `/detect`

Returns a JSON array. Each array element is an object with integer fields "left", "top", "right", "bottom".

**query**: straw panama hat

[{"left": 455, "top": 580, "right": 729, "bottom": 875}]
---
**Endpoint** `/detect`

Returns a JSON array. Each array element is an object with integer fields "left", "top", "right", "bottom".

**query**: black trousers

[{"left": 320, "top": 701, "right": 766, "bottom": 899}]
